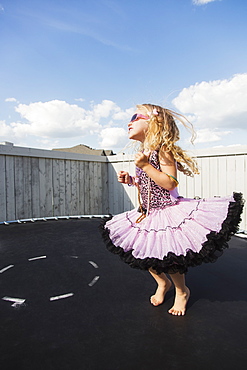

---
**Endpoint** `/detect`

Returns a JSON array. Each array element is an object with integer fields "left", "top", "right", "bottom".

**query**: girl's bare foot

[
  {"left": 168, "top": 287, "right": 190, "bottom": 316},
  {"left": 150, "top": 279, "right": 172, "bottom": 306}
]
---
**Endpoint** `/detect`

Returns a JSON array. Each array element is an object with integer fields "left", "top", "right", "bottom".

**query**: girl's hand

[
  {"left": 117, "top": 171, "right": 130, "bottom": 184},
  {"left": 135, "top": 152, "right": 149, "bottom": 169}
]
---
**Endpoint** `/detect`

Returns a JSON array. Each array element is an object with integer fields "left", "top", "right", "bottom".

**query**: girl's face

[{"left": 128, "top": 109, "right": 149, "bottom": 142}]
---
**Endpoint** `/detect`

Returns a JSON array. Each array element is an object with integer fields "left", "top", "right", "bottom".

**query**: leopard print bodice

[{"left": 136, "top": 151, "right": 176, "bottom": 210}]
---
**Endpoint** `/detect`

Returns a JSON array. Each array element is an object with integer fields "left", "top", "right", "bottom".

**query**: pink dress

[{"left": 101, "top": 151, "right": 244, "bottom": 274}]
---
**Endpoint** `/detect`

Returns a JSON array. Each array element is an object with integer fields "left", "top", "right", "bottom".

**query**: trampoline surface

[{"left": 0, "top": 218, "right": 247, "bottom": 370}]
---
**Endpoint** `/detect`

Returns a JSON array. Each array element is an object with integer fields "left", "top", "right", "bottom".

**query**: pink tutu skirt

[{"left": 101, "top": 193, "right": 244, "bottom": 274}]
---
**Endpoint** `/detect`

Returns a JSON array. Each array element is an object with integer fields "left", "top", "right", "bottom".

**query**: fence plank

[
  {"left": 94, "top": 162, "right": 101, "bottom": 214},
  {"left": 101, "top": 162, "right": 108, "bottom": 214},
  {"left": 65, "top": 160, "right": 71, "bottom": 215},
  {"left": 15, "top": 156, "right": 25, "bottom": 219},
  {"left": 218, "top": 156, "right": 227, "bottom": 196},
  {"left": 45, "top": 158, "right": 53, "bottom": 217},
  {"left": 39, "top": 158, "right": 46, "bottom": 217},
  {"left": 88, "top": 162, "right": 94, "bottom": 214},
  {"left": 31, "top": 157, "right": 40, "bottom": 218},
  {"left": 84, "top": 161, "right": 90, "bottom": 214},
  {"left": 227, "top": 155, "right": 237, "bottom": 194},
  {"left": 78, "top": 161, "right": 85, "bottom": 214},
  {"left": 6, "top": 156, "right": 15, "bottom": 220},
  {"left": 38, "top": 158, "right": 53, "bottom": 217},
  {"left": 52, "top": 159, "right": 59, "bottom": 216},
  {"left": 201, "top": 157, "right": 210, "bottom": 198},
  {"left": 235, "top": 155, "right": 246, "bottom": 230},
  {"left": 70, "top": 160, "right": 79, "bottom": 215},
  {"left": 0, "top": 155, "right": 6, "bottom": 220},
  {"left": 23, "top": 157, "right": 32, "bottom": 218},
  {"left": 208, "top": 156, "right": 219, "bottom": 197}
]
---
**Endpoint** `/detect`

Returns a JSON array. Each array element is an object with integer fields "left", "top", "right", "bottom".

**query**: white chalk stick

[
  {"left": 88, "top": 276, "right": 100, "bottom": 287},
  {"left": 0, "top": 265, "right": 14, "bottom": 273},
  {"left": 49, "top": 293, "right": 74, "bottom": 301},
  {"left": 28, "top": 255, "right": 47, "bottom": 261}
]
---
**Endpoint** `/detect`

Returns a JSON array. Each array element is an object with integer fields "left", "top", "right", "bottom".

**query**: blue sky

[{"left": 0, "top": 0, "right": 247, "bottom": 152}]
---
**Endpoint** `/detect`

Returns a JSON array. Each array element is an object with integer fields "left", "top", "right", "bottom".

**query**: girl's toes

[
  {"left": 150, "top": 296, "right": 160, "bottom": 306},
  {"left": 150, "top": 296, "right": 156, "bottom": 305}
]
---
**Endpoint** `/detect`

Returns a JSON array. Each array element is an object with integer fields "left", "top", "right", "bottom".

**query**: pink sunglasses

[{"left": 130, "top": 113, "right": 149, "bottom": 122}]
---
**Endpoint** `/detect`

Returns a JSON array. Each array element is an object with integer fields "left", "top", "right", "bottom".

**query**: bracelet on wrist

[
  {"left": 165, "top": 173, "right": 179, "bottom": 187},
  {"left": 128, "top": 176, "right": 134, "bottom": 186}
]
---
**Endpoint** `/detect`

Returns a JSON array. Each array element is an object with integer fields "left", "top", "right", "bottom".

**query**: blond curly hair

[{"left": 137, "top": 104, "right": 199, "bottom": 176}]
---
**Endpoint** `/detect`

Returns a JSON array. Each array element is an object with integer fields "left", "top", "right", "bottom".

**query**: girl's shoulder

[{"left": 158, "top": 148, "right": 175, "bottom": 167}]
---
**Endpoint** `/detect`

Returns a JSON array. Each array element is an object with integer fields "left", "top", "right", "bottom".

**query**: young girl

[{"left": 101, "top": 104, "right": 244, "bottom": 316}]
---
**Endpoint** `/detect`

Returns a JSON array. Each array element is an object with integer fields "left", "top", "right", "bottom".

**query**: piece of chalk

[
  {"left": 88, "top": 276, "right": 100, "bottom": 287},
  {"left": 49, "top": 293, "right": 74, "bottom": 301},
  {"left": 0, "top": 265, "right": 14, "bottom": 274},
  {"left": 89, "top": 261, "right": 99, "bottom": 269},
  {"left": 28, "top": 256, "right": 47, "bottom": 261}
]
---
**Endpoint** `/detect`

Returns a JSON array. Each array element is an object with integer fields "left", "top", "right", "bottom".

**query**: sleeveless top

[{"left": 136, "top": 151, "right": 179, "bottom": 210}]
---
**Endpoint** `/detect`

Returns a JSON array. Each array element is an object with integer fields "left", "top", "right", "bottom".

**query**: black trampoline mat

[{"left": 0, "top": 218, "right": 247, "bottom": 370}]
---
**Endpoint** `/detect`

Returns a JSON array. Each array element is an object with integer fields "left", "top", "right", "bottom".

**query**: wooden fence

[
  {"left": 0, "top": 144, "right": 108, "bottom": 221},
  {"left": 0, "top": 143, "right": 246, "bottom": 230}
]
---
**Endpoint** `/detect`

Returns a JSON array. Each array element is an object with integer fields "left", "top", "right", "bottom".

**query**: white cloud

[
  {"left": 74, "top": 98, "right": 85, "bottom": 102},
  {"left": 99, "top": 127, "right": 127, "bottom": 148},
  {"left": 14, "top": 100, "right": 99, "bottom": 138},
  {"left": 195, "top": 128, "right": 231, "bottom": 143},
  {"left": 0, "top": 99, "right": 131, "bottom": 149},
  {"left": 192, "top": 0, "right": 220, "bottom": 5},
  {"left": 112, "top": 107, "right": 134, "bottom": 121},
  {"left": 172, "top": 73, "right": 247, "bottom": 130},
  {"left": 91, "top": 99, "right": 119, "bottom": 119},
  {"left": 0, "top": 120, "right": 13, "bottom": 136},
  {"left": 5, "top": 97, "right": 17, "bottom": 102}
]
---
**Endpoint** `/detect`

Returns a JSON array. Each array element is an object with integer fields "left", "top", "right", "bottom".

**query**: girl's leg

[
  {"left": 149, "top": 268, "right": 172, "bottom": 306},
  {"left": 168, "top": 272, "right": 190, "bottom": 316}
]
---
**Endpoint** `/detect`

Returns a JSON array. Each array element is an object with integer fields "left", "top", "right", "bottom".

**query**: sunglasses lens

[{"left": 130, "top": 114, "right": 138, "bottom": 122}]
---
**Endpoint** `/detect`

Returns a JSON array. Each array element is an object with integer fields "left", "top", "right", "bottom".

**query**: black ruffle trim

[{"left": 99, "top": 193, "right": 245, "bottom": 274}]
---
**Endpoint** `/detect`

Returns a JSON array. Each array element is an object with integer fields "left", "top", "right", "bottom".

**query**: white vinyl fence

[
  {"left": 0, "top": 143, "right": 246, "bottom": 230},
  {"left": 107, "top": 147, "right": 247, "bottom": 231}
]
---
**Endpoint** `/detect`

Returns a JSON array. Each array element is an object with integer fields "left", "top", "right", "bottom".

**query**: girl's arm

[{"left": 134, "top": 151, "right": 178, "bottom": 190}]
